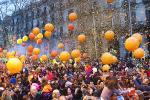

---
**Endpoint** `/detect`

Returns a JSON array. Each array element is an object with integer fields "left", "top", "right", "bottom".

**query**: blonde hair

[{"left": 52, "top": 89, "right": 60, "bottom": 99}]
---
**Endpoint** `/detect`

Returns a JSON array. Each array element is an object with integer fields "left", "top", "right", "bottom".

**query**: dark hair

[{"left": 105, "top": 76, "right": 118, "bottom": 90}]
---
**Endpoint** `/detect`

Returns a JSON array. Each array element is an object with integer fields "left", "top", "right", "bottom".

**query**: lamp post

[
  {"left": 128, "top": 0, "right": 132, "bottom": 35},
  {"left": 92, "top": 3, "right": 98, "bottom": 58}
]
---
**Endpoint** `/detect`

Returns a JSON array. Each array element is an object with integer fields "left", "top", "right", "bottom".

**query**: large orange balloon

[
  {"left": 44, "top": 23, "right": 54, "bottom": 32},
  {"left": 41, "top": 55, "right": 48, "bottom": 61},
  {"left": 58, "top": 43, "right": 64, "bottom": 49},
  {"left": 69, "top": 12, "right": 78, "bottom": 22},
  {"left": 77, "top": 34, "right": 86, "bottom": 43},
  {"left": 132, "top": 33, "right": 142, "bottom": 43},
  {"left": 50, "top": 51, "right": 58, "bottom": 58},
  {"left": 29, "top": 33, "right": 35, "bottom": 40},
  {"left": 59, "top": 51, "right": 70, "bottom": 61},
  {"left": 31, "top": 55, "right": 38, "bottom": 60},
  {"left": 68, "top": 24, "right": 74, "bottom": 31},
  {"left": 100, "top": 52, "right": 113, "bottom": 64},
  {"left": 37, "top": 39, "right": 43, "bottom": 45},
  {"left": 133, "top": 48, "right": 144, "bottom": 59},
  {"left": 112, "top": 56, "right": 118, "bottom": 63},
  {"left": 71, "top": 49, "right": 81, "bottom": 58},
  {"left": 125, "top": 37, "right": 140, "bottom": 51},
  {"left": 27, "top": 45, "right": 34, "bottom": 52},
  {"left": 101, "top": 65, "right": 110, "bottom": 72},
  {"left": 32, "top": 27, "right": 40, "bottom": 35},
  {"left": 6, "top": 58, "right": 22, "bottom": 74},
  {"left": 44, "top": 31, "right": 52, "bottom": 38},
  {"left": 104, "top": 31, "right": 115, "bottom": 41},
  {"left": 33, "top": 48, "right": 40, "bottom": 55}
]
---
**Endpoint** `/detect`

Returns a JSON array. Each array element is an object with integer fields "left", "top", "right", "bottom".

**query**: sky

[{"left": 0, "top": 0, "right": 15, "bottom": 19}]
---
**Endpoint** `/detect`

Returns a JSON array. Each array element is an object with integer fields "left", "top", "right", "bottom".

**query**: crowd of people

[{"left": 0, "top": 57, "right": 149, "bottom": 100}]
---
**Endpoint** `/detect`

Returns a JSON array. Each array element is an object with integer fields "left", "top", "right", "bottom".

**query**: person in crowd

[{"left": 0, "top": 57, "right": 149, "bottom": 100}]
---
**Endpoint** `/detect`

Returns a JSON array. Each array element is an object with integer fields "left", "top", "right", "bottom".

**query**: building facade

[{"left": 1, "top": 0, "right": 150, "bottom": 58}]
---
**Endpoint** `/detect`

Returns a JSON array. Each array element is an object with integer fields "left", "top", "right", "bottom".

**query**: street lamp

[
  {"left": 128, "top": 0, "right": 132, "bottom": 35},
  {"left": 92, "top": 2, "right": 98, "bottom": 58}
]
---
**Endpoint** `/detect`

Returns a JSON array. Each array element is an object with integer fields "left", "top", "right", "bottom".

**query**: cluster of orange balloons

[
  {"left": 100, "top": 52, "right": 118, "bottom": 65},
  {"left": 67, "top": 12, "right": 77, "bottom": 32},
  {"left": 124, "top": 33, "right": 144, "bottom": 59},
  {"left": 25, "top": 23, "right": 54, "bottom": 46}
]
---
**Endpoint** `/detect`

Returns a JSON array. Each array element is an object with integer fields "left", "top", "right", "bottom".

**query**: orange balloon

[
  {"left": 112, "top": 56, "right": 118, "bottom": 63},
  {"left": 133, "top": 48, "right": 144, "bottom": 59},
  {"left": 68, "top": 24, "right": 74, "bottom": 31},
  {"left": 77, "top": 34, "right": 86, "bottom": 43},
  {"left": 100, "top": 52, "right": 113, "bottom": 64},
  {"left": 31, "top": 55, "right": 38, "bottom": 60},
  {"left": 50, "top": 51, "right": 58, "bottom": 58},
  {"left": 107, "top": 0, "right": 113, "bottom": 3},
  {"left": 0, "top": 48, "right": 3, "bottom": 52},
  {"left": 44, "top": 31, "right": 52, "bottom": 38},
  {"left": 37, "top": 39, "right": 43, "bottom": 45},
  {"left": 33, "top": 48, "right": 40, "bottom": 55},
  {"left": 6, "top": 58, "right": 23, "bottom": 74},
  {"left": 27, "top": 45, "right": 34, "bottom": 52},
  {"left": 132, "top": 33, "right": 142, "bottom": 43},
  {"left": 102, "top": 65, "right": 110, "bottom": 72},
  {"left": 44, "top": 23, "right": 54, "bottom": 32},
  {"left": 41, "top": 55, "right": 48, "bottom": 61},
  {"left": 58, "top": 43, "right": 64, "bottom": 49},
  {"left": 104, "top": 31, "right": 115, "bottom": 41},
  {"left": 71, "top": 49, "right": 81, "bottom": 58},
  {"left": 69, "top": 12, "right": 78, "bottom": 22},
  {"left": 59, "top": 51, "right": 70, "bottom": 61},
  {"left": 32, "top": 27, "right": 40, "bottom": 35},
  {"left": 125, "top": 37, "right": 140, "bottom": 51}
]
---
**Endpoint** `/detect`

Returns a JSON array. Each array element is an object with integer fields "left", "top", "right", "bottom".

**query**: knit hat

[{"left": 10, "top": 76, "right": 16, "bottom": 85}]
